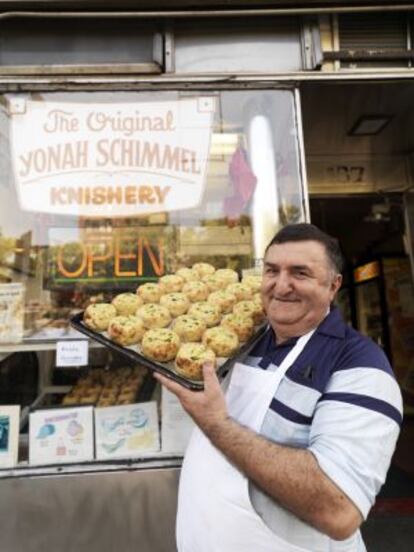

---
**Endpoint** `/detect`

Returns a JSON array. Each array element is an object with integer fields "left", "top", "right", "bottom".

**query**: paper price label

[{"left": 56, "top": 340, "right": 89, "bottom": 367}]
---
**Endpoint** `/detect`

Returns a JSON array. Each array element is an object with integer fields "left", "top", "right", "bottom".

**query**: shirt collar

[
  {"left": 274, "top": 335, "right": 299, "bottom": 348},
  {"left": 261, "top": 325, "right": 295, "bottom": 348},
  {"left": 315, "top": 306, "right": 346, "bottom": 339}
]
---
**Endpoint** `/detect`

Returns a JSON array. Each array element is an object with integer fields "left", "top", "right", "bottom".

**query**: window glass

[
  {"left": 0, "top": 19, "right": 158, "bottom": 67},
  {"left": 0, "top": 89, "right": 305, "bottom": 342},
  {"left": 174, "top": 17, "right": 302, "bottom": 73}
]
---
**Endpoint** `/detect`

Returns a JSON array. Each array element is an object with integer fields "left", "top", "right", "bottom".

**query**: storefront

[{"left": 0, "top": 2, "right": 414, "bottom": 551}]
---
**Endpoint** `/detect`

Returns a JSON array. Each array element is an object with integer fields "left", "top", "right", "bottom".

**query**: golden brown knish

[
  {"left": 188, "top": 301, "right": 221, "bottom": 328},
  {"left": 207, "top": 290, "right": 237, "bottom": 314},
  {"left": 137, "top": 303, "right": 172, "bottom": 329},
  {"left": 182, "top": 280, "right": 210, "bottom": 302},
  {"left": 112, "top": 292, "right": 143, "bottom": 316},
  {"left": 172, "top": 314, "right": 207, "bottom": 343},
  {"left": 233, "top": 300, "right": 266, "bottom": 325},
  {"left": 107, "top": 315, "right": 145, "bottom": 346},
  {"left": 160, "top": 292, "right": 190, "bottom": 317},
  {"left": 175, "top": 342, "right": 216, "bottom": 380},
  {"left": 141, "top": 328, "right": 181, "bottom": 362},
  {"left": 159, "top": 274, "right": 185, "bottom": 293},
  {"left": 242, "top": 274, "right": 263, "bottom": 293},
  {"left": 202, "top": 326, "right": 239, "bottom": 358},
  {"left": 84, "top": 303, "right": 117, "bottom": 332},
  {"left": 176, "top": 267, "right": 200, "bottom": 282},
  {"left": 136, "top": 282, "right": 162, "bottom": 303},
  {"left": 226, "top": 282, "right": 253, "bottom": 302},
  {"left": 221, "top": 312, "right": 254, "bottom": 342},
  {"left": 214, "top": 268, "right": 239, "bottom": 285},
  {"left": 202, "top": 274, "right": 228, "bottom": 292},
  {"left": 192, "top": 262, "right": 216, "bottom": 278}
]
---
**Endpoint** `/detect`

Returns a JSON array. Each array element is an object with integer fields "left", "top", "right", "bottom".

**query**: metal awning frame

[
  {"left": 1, "top": 4, "right": 414, "bottom": 18},
  {"left": 0, "top": 69, "right": 414, "bottom": 93}
]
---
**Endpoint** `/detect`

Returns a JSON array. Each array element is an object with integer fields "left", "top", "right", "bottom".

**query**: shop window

[
  {"left": 174, "top": 17, "right": 302, "bottom": 73},
  {"left": 0, "top": 18, "right": 163, "bottom": 75},
  {"left": 0, "top": 89, "right": 305, "bottom": 343}
]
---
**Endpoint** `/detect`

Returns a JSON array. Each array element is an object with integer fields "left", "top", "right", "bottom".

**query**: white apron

[
  {"left": 177, "top": 330, "right": 314, "bottom": 552},
  {"left": 176, "top": 329, "right": 366, "bottom": 552}
]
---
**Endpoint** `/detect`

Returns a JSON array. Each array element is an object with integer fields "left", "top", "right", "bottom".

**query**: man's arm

[{"left": 155, "top": 365, "right": 362, "bottom": 541}]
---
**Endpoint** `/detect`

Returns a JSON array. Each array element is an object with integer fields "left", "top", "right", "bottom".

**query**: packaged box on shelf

[{"left": 0, "top": 283, "right": 25, "bottom": 344}]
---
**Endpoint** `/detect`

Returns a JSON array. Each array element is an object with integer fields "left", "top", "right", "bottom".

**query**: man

[{"left": 155, "top": 223, "right": 402, "bottom": 552}]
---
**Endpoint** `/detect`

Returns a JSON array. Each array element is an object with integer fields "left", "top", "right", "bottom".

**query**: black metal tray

[{"left": 70, "top": 312, "right": 268, "bottom": 391}]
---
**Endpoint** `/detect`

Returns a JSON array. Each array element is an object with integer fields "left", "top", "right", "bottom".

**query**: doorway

[{"left": 301, "top": 80, "right": 414, "bottom": 495}]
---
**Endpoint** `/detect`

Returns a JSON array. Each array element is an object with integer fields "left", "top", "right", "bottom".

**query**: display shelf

[{"left": 0, "top": 338, "right": 102, "bottom": 362}]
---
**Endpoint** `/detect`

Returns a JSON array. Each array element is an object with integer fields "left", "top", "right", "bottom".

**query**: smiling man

[
  {"left": 155, "top": 223, "right": 402, "bottom": 552},
  {"left": 261, "top": 236, "right": 342, "bottom": 342}
]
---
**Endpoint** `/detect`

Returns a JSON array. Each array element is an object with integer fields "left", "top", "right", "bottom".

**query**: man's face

[{"left": 261, "top": 240, "right": 342, "bottom": 338}]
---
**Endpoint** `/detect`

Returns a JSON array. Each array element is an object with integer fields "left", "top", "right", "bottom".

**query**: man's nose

[{"left": 274, "top": 272, "right": 293, "bottom": 294}]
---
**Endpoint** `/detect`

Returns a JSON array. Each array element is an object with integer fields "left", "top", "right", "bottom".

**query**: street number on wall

[{"left": 326, "top": 166, "right": 365, "bottom": 183}]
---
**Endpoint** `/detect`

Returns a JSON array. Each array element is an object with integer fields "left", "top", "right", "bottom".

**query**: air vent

[{"left": 338, "top": 13, "right": 408, "bottom": 68}]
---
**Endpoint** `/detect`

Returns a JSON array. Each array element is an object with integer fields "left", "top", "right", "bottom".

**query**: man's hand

[{"left": 154, "top": 363, "right": 229, "bottom": 435}]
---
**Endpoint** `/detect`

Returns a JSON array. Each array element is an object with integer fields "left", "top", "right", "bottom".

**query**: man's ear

[{"left": 331, "top": 273, "right": 343, "bottom": 296}]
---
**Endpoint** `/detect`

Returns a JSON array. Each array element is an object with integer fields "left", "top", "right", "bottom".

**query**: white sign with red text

[{"left": 9, "top": 97, "right": 215, "bottom": 216}]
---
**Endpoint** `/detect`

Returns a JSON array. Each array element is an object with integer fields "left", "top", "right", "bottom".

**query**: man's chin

[
  {"left": 271, "top": 317, "right": 300, "bottom": 326},
  {"left": 268, "top": 304, "right": 301, "bottom": 320}
]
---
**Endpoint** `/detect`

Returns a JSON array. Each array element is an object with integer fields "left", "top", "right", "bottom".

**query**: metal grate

[
  {"left": 338, "top": 13, "right": 408, "bottom": 68},
  {"left": 339, "top": 13, "right": 407, "bottom": 50}
]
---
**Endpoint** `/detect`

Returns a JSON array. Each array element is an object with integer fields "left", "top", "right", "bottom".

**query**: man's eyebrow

[{"left": 264, "top": 262, "right": 312, "bottom": 271}]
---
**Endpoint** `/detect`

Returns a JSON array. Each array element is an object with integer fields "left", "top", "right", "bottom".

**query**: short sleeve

[{"left": 308, "top": 366, "right": 403, "bottom": 518}]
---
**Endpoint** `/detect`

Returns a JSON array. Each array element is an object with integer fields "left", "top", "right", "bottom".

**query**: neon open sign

[{"left": 47, "top": 227, "right": 173, "bottom": 288}]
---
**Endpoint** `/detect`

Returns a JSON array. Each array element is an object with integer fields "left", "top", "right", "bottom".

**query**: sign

[
  {"left": 9, "top": 97, "right": 215, "bottom": 216},
  {"left": 95, "top": 402, "right": 160, "bottom": 460},
  {"left": 354, "top": 261, "right": 380, "bottom": 283},
  {"left": 0, "top": 283, "right": 24, "bottom": 344},
  {"left": 46, "top": 225, "right": 174, "bottom": 288},
  {"left": 29, "top": 406, "right": 94, "bottom": 466},
  {"left": 0, "top": 405, "right": 20, "bottom": 468},
  {"left": 56, "top": 340, "right": 89, "bottom": 367},
  {"left": 307, "top": 155, "right": 408, "bottom": 194},
  {"left": 161, "top": 387, "right": 194, "bottom": 454}
]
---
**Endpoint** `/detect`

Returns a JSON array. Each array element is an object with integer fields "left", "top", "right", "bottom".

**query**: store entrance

[
  {"left": 301, "top": 80, "right": 414, "bottom": 498},
  {"left": 310, "top": 193, "right": 408, "bottom": 353}
]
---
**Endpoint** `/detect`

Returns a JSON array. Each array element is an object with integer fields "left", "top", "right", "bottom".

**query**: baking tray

[{"left": 70, "top": 312, "right": 268, "bottom": 391}]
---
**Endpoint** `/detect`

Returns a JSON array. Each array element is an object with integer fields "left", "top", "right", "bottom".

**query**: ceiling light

[{"left": 348, "top": 115, "right": 393, "bottom": 136}]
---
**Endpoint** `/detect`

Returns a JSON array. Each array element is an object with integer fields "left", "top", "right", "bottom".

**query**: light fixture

[
  {"left": 348, "top": 114, "right": 393, "bottom": 136},
  {"left": 210, "top": 133, "right": 239, "bottom": 156},
  {"left": 363, "top": 201, "right": 391, "bottom": 223}
]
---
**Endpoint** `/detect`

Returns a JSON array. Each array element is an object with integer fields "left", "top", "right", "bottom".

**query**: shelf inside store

[{"left": 0, "top": 338, "right": 102, "bottom": 361}]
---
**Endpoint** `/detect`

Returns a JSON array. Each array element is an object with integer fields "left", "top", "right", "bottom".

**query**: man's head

[{"left": 261, "top": 223, "right": 343, "bottom": 342}]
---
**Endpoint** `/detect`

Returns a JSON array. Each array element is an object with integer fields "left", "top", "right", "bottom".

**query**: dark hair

[{"left": 266, "top": 223, "right": 344, "bottom": 273}]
